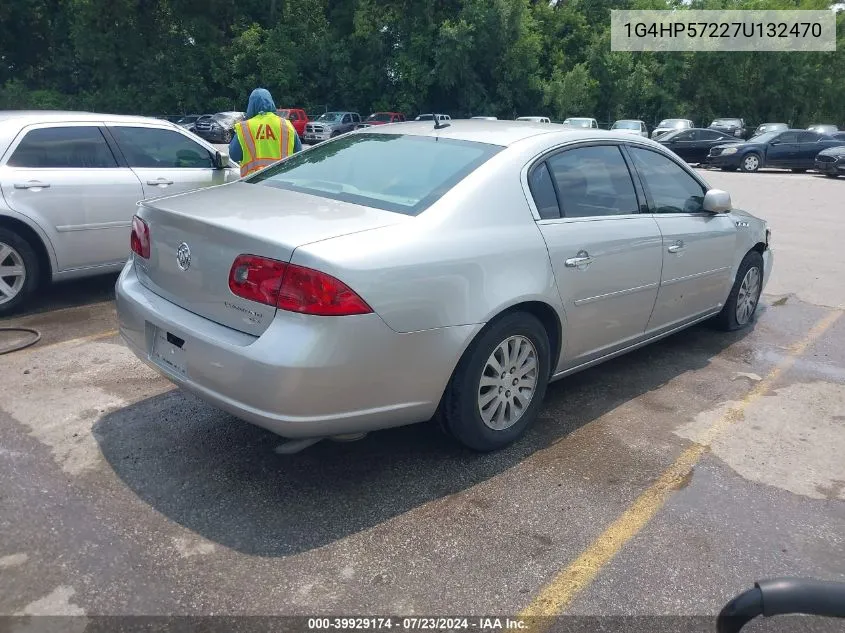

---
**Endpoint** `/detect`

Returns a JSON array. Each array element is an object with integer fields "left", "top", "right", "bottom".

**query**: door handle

[
  {"left": 668, "top": 241, "right": 685, "bottom": 254},
  {"left": 14, "top": 181, "right": 50, "bottom": 190},
  {"left": 147, "top": 179, "right": 174, "bottom": 186},
  {"left": 565, "top": 251, "right": 593, "bottom": 268}
]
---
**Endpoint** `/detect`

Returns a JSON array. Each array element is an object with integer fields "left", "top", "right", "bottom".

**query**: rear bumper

[{"left": 115, "top": 263, "right": 478, "bottom": 438}]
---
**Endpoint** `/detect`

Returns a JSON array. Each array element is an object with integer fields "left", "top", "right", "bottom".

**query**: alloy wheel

[
  {"left": 0, "top": 242, "right": 26, "bottom": 306},
  {"left": 477, "top": 335, "right": 538, "bottom": 431},
  {"left": 736, "top": 266, "right": 761, "bottom": 325}
]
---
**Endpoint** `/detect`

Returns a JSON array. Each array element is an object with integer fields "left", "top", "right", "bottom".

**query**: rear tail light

[
  {"left": 228, "top": 255, "right": 287, "bottom": 306},
  {"left": 130, "top": 215, "right": 150, "bottom": 259},
  {"left": 228, "top": 255, "right": 372, "bottom": 316}
]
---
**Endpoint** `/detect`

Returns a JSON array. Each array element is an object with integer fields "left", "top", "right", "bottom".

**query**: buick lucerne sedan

[{"left": 116, "top": 121, "right": 773, "bottom": 451}]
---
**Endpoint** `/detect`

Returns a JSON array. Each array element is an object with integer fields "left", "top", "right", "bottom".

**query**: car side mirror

[
  {"left": 214, "top": 150, "right": 229, "bottom": 170},
  {"left": 703, "top": 189, "right": 732, "bottom": 213}
]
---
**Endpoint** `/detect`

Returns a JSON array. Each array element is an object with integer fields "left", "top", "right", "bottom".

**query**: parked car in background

[
  {"left": 358, "top": 112, "right": 406, "bottom": 128},
  {"left": 0, "top": 111, "right": 239, "bottom": 314},
  {"left": 658, "top": 128, "right": 737, "bottom": 163},
  {"left": 752, "top": 122, "right": 788, "bottom": 137},
  {"left": 807, "top": 123, "right": 839, "bottom": 135},
  {"left": 562, "top": 117, "right": 598, "bottom": 129},
  {"left": 116, "top": 120, "right": 771, "bottom": 452},
  {"left": 611, "top": 119, "right": 648, "bottom": 137},
  {"left": 516, "top": 116, "right": 551, "bottom": 123},
  {"left": 175, "top": 115, "right": 202, "bottom": 133},
  {"left": 707, "top": 128, "right": 844, "bottom": 172},
  {"left": 303, "top": 111, "right": 362, "bottom": 144},
  {"left": 277, "top": 108, "right": 309, "bottom": 137},
  {"left": 651, "top": 118, "right": 694, "bottom": 139},
  {"left": 709, "top": 118, "right": 747, "bottom": 139},
  {"left": 193, "top": 111, "right": 245, "bottom": 144},
  {"left": 415, "top": 113, "right": 451, "bottom": 123},
  {"left": 813, "top": 132, "right": 845, "bottom": 177}
]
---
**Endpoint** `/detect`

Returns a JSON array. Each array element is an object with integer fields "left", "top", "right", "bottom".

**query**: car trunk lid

[{"left": 134, "top": 182, "right": 406, "bottom": 336}]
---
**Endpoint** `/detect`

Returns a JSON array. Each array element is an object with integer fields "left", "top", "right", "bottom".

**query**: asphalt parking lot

[{"left": 1, "top": 169, "right": 843, "bottom": 625}]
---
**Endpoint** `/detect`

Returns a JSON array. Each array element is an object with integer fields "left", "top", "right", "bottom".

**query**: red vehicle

[
  {"left": 359, "top": 112, "right": 406, "bottom": 127},
  {"left": 277, "top": 108, "right": 308, "bottom": 136}
]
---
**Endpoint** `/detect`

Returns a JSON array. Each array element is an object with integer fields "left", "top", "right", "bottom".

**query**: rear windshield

[
  {"left": 367, "top": 113, "right": 393, "bottom": 122},
  {"left": 711, "top": 119, "right": 742, "bottom": 126},
  {"left": 249, "top": 133, "right": 502, "bottom": 216}
]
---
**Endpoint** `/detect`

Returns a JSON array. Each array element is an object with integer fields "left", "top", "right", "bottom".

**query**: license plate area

[{"left": 150, "top": 326, "right": 187, "bottom": 375}]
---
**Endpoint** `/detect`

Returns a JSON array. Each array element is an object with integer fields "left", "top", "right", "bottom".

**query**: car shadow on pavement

[
  {"left": 93, "top": 321, "right": 753, "bottom": 557},
  {"left": 2, "top": 272, "right": 119, "bottom": 320}
]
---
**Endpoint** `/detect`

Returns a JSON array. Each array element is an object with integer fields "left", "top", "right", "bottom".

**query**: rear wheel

[
  {"left": 714, "top": 250, "right": 764, "bottom": 331},
  {"left": 438, "top": 312, "right": 551, "bottom": 451},
  {"left": 740, "top": 153, "right": 761, "bottom": 173},
  {"left": 223, "top": 129, "right": 233, "bottom": 144},
  {"left": 0, "top": 227, "right": 40, "bottom": 315}
]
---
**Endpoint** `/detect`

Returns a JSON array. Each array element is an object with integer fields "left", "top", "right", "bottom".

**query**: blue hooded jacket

[{"left": 228, "top": 87, "right": 301, "bottom": 163}]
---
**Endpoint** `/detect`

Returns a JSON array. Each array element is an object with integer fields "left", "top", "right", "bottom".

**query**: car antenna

[{"left": 434, "top": 115, "right": 450, "bottom": 130}]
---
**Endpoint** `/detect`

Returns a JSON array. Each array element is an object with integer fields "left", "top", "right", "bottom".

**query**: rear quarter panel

[{"left": 290, "top": 145, "right": 563, "bottom": 334}]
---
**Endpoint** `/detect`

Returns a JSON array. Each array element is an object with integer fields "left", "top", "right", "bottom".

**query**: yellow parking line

[
  {"left": 13, "top": 329, "right": 120, "bottom": 358},
  {"left": 519, "top": 309, "right": 842, "bottom": 622}
]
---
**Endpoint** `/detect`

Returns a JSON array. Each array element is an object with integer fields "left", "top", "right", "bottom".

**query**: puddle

[{"left": 676, "top": 381, "right": 845, "bottom": 500}]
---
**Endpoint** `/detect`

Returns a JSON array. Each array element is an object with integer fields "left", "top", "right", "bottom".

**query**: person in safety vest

[{"left": 228, "top": 87, "right": 301, "bottom": 177}]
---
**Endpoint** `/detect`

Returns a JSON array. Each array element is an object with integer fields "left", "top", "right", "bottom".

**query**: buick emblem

[{"left": 176, "top": 242, "right": 191, "bottom": 271}]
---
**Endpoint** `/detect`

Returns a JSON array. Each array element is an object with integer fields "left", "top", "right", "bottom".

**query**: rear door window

[
  {"left": 798, "top": 131, "right": 822, "bottom": 143},
  {"left": 528, "top": 163, "right": 560, "bottom": 220},
  {"left": 111, "top": 127, "right": 214, "bottom": 168},
  {"left": 544, "top": 145, "right": 639, "bottom": 217},
  {"left": 7, "top": 126, "right": 117, "bottom": 168}
]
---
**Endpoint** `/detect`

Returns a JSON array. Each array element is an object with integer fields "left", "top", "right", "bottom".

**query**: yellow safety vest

[{"left": 235, "top": 112, "right": 296, "bottom": 177}]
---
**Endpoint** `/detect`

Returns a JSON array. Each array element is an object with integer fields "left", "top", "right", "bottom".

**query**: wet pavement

[{"left": 0, "top": 170, "right": 843, "bottom": 625}]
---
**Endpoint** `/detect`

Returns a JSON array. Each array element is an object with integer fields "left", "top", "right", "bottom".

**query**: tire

[
  {"left": 223, "top": 130, "right": 233, "bottom": 144},
  {"left": 0, "top": 227, "right": 40, "bottom": 316},
  {"left": 824, "top": 173, "right": 839, "bottom": 178},
  {"left": 740, "top": 153, "right": 761, "bottom": 173},
  {"left": 330, "top": 131, "right": 340, "bottom": 138},
  {"left": 791, "top": 168, "right": 807, "bottom": 173},
  {"left": 438, "top": 312, "right": 551, "bottom": 452},
  {"left": 714, "top": 250, "right": 764, "bottom": 331}
]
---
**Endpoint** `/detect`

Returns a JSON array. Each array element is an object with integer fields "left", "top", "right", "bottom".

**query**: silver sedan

[
  {"left": 116, "top": 120, "right": 772, "bottom": 451},
  {"left": 0, "top": 111, "right": 239, "bottom": 314}
]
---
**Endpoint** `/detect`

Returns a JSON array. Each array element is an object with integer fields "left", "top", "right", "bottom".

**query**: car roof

[
  {"left": 360, "top": 119, "right": 638, "bottom": 147},
  {"left": 0, "top": 110, "right": 178, "bottom": 127}
]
